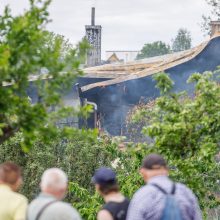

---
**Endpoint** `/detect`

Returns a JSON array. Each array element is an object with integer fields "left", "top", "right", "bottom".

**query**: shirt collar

[
  {"left": 0, "top": 184, "right": 12, "bottom": 191},
  {"left": 39, "top": 192, "right": 57, "bottom": 200},
  {"left": 147, "top": 175, "right": 169, "bottom": 184}
]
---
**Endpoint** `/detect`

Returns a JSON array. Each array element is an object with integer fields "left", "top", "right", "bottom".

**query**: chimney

[
  {"left": 210, "top": 20, "right": 220, "bottom": 37},
  {"left": 91, "top": 7, "right": 95, "bottom": 26}
]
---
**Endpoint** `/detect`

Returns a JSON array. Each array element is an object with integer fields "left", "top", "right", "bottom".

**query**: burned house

[
  {"left": 15, "top": 20, "right": 220, "bottom": 134},
  {"left": 79, "top": 32, "right": 220, "bottom": 135}
]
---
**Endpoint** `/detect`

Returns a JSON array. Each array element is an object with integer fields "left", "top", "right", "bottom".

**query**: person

[
  {"left": 92, "top": 167, "right": 130, "bottom": 220},
  {"left": 0, "top": 162, "right": 28, "bottom": 220},
  {"left": 27, "top": 168, "right": 81, "bottom": 220},
  {"left": 126, "top": 154, "right": 202, "bottom": 220}
]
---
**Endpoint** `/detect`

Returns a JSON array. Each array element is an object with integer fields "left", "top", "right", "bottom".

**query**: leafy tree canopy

[
  {"left": 136, "top": 41, "right": 171, "bottom": 60},
  {"left": 172, "top": 28, "right": 192, "bottom": 52},
  {"left": 0, "top": 0, "right": 89, "bottom": 150}
]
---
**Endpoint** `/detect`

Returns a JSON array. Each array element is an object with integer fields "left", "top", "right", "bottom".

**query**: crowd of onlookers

[{"left": 0, "top": 153, "right": 202, "bottom": 220}]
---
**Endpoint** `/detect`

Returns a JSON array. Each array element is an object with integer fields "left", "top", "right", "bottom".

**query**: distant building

[
  {"left": 106, "top": 51, "right": 140, "bottom": 63},
  {"left": 210, "top": 20, "right": 220, "bottom": 36},
  {"left": 85, "top": 7, "right": 102, "bottom": 67},
  {"left": 107, "top": 53, "right": 120, "bottom": 64}
]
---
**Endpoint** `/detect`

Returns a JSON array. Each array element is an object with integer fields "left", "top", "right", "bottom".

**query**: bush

[
  {"left": 0, "top": 130, "right": 118, "bottom": 199},
  {"left": 1, "top": 70, "right": 219, "bottom": 219},
  {"left": 127, "top": 71, "right": 220, "bottom": 211}
]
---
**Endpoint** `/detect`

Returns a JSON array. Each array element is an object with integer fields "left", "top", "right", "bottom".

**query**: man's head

[
  {"left": 40, "top": 168, "right": 68, "bottom": 200},
  {"left": 0, "top": 162, "right": 23, "bottom": 192},
  {"left": 140, "top": 154, "right": 168, "bottom": 183},
  {"left": 92, "top": 167, "right": 119, "bottom": 196}
]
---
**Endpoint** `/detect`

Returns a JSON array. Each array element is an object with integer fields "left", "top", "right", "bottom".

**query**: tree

[
  {"left": 172, "top": 28, "right": 192, "bottom": 52},
  {"left": 136, "top": 41, "right": 171, "bottom": 60},
  {"left": 201, "top": 0, "right": 220, "bottom": 35},
  {"left": 70, "top": 70, "right": 220, "bottom": 219},
  {"left": 127, "top": 71, "right": 220, "bottom": 212},
  {"left": 2, "top": 71, "right": 218, "bottom": 219},
  {"left": 0, "top": 0, "right": 89, "bottom": 150}
]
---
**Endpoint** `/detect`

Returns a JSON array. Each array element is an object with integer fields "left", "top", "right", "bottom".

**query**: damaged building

[{"left": 78, "top": 25, "right": 220, "bottom": 135}]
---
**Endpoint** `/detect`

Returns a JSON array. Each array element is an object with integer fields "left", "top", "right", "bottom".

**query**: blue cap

[{"left": 92, "top": 167, "right": 117, "bottom": 185}]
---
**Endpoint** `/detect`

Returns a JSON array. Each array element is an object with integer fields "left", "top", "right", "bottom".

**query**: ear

[
  {"left": 95, "top": 184, "right": 100, "bottom": 192},
  {"left": 140, "top": 168, "right": 150, "bottom": 182},
  {"left": 13, "top": 177, "right": 22, "bottom": 192},
  {"left": 139, "top": 168, "right": 146, "bottom": 177}
]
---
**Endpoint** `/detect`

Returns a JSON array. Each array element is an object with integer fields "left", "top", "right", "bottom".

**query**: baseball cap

[
  {"left": 92, "top": 167, "right": 117, "bottom": 185},
  {"left": 141, "top": 154, "right": 167, "bottom": 170}
]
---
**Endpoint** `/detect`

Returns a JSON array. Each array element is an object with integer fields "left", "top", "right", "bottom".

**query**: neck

[
  {"left": 42, "top": 190, "right": 60, "bottom": 200},
  {"left": 146, "top": 173, "right": 168, "bottom": 183},
  {"left": 0, "top": 181, "right": 13, "bottom": 190},
  {"left": 103, "top": 192, "right": 124, "bottom": 203}
]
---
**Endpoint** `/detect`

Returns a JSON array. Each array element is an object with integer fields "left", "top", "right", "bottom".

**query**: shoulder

[
  {"left": 12, "top": 191, "right": 28, "bottom": 205},
  {"left": 52, "top": 201, "right": 76, "bottom": 211},
  {"left": 97, "top": 209, "right": 113, "bottom": 220},
  {"left": 132, "top": 184, "right": 156, "bottom": 200},
  {"left": 175, "top": 182, "right": 198, "bottom": 201},
  {"left": 51, "top": 201, "right": 81, "bottom": 217},
  {"left": 176, "top": 182, "right": 195, "bottom": 194}
]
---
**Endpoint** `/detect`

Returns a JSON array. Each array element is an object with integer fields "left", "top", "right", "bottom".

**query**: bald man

[{"left": 27, "top": 168, "right": 81, "bottom": 220}]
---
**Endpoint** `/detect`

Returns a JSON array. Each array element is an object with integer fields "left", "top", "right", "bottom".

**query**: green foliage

[
  {"left": 0, "top": 0, "right": 89, "bottom": 149},
  {"left": 69, "top": 71, "right": 220, "bottom": 219},
  {"left": 201, "top": 0, "right": 220, "bottom": 35},
  {"left": 129, "top": 71, "right": 220, "bottom": 211},
  {"left": 172, "top": 28, "right": 192, "bottom": 52},
  {"left": 153, "top": 72, "right": 174, "bottom": 94},
  {"left": 70, "top": 182, "right": 102, "bottom": 220},
  {"left": 70, "top": 141, "right": 148, "bottom": 220},
  {"left": 0, "top": 130, "right": 118, "bottom": 199},
  {"left": 136, "top": 41, "right": 171, "bottom": 59}
]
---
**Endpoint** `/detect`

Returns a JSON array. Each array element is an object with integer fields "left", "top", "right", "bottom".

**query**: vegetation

[
  {"left": 201, "top": 0, "right": 220, "bottom": 35},
  {"left": 128, "top": 71, "right": 220, "bottom": 212},
  {"left": 172, "top": 28, "right": 192, "bottom": 52},
  {"left": 0, "top": 0, "right": 89, "bottom": 150},
  {"left": 0, "top": 130, "right": 118, "bottom": 199},
  {"left": 1, "top": 68, "right": 219, "bottom": 219},
  {"left": 136, "top": 41, "right": 171, "bottom": 59},
  {"left": 1, "top": 1, "right": 220, "bottom": 220},
  {"left": 137, "top": 28, "right": 192, "bottom": 60}
]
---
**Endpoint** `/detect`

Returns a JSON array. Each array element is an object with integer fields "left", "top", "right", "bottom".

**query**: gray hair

[{"left": 40, "top": 168, "right": 68, "bottom": 191}]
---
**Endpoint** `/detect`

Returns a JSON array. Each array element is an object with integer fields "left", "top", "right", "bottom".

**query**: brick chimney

[{"left": 210, "top": 21, "right": 220, "bottom": 36}]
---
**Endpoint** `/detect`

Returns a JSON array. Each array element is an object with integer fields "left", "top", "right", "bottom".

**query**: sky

[{"left": 0, "top": 0, "right": 212, "bottom": 58}]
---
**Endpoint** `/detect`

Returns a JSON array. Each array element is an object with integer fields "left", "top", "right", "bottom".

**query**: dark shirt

[{"left": 102, "top": 198, "right": 130, "bottom": 220}]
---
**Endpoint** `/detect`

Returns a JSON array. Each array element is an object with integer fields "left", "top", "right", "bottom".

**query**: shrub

[{"left": 0, "top": 130, "right": 118, "bottom": 199}]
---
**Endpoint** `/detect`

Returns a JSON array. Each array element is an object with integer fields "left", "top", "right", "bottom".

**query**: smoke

[{"left": 81, "top": 37, "right": 220, "bottom": 136}]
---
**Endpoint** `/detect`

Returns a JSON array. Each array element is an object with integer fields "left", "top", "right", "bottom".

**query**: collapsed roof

[{"left": 82, "top": 35, "right": 219, "bottom": 92}]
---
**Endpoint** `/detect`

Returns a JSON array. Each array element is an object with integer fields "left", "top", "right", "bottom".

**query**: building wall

[
  {"left": 27, "top": 82, "right": 80, "bottom": 128},
  {"left": 83, "top": 37, "right": 220, "bottom": 135}
]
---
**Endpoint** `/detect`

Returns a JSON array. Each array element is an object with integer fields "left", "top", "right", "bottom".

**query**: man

[
  {"left": 0, "top": 162, "right": 28, "bottom": 220},
  {"left": 27, "top": 168, "right": 81, "bottom": 220},
  {"left": 92, "top": 167, "right": 129, "bottom": 220},
  {"left": 126, "top": 154, "right": 202, "bottom": 220}
]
